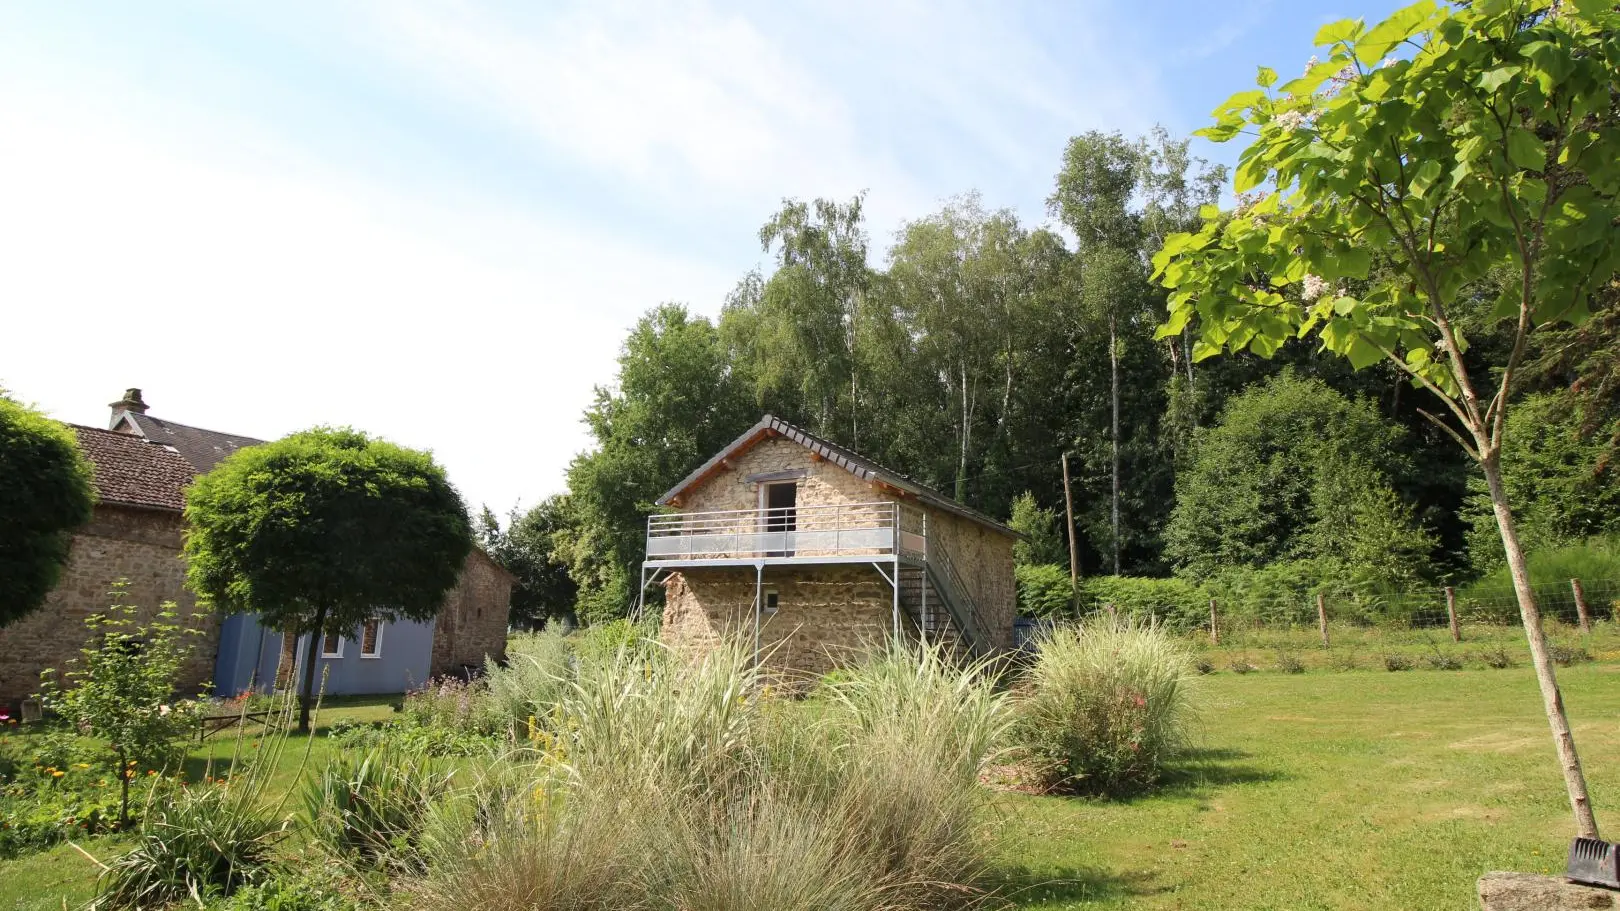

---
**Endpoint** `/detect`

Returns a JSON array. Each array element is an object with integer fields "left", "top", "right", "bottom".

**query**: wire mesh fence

[{"left": 1071, "top": 577, "right": 1620, "bottom": 667}]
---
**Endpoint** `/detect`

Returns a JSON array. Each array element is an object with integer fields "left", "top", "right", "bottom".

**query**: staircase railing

[{"left": 923, "top": 538, "right": 986, "bottom": 655}]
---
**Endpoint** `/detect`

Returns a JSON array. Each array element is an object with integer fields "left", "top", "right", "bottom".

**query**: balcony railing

[{"left": 646, "top": 501, "right": 926, "bottom": 562}]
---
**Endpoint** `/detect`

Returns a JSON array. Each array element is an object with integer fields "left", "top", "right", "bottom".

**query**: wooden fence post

[
  {"left": 1571, "top": 578, "right": 1592, "bottom": 634},
  {"left": 1209, "top": 599, "right": 1219, "bottom": 645},
  {"left": 1316, "top": 592, "right": 1330, "bottom": 649},
  {"left": 1445, "top": 586, "right": 1460, "bottom": 643}
]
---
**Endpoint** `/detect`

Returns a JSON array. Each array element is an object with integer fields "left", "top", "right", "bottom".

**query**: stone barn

[
  {"left": 644, "top": 415, "right": 1017, "bottom": 680},
  {"left": 0, "top": 389, "right": 513, "bottom": 708}
]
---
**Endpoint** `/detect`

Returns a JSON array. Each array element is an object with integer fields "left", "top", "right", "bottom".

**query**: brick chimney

[{"left": 108, "top": 387, "right": 148, "bottom": 431}]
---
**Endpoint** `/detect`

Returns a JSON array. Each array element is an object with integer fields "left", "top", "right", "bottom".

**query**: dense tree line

[{"left": 481, "top": 123, "right": 1617, "bottom": 626}]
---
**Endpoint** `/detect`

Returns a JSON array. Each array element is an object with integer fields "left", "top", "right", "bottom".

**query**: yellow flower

[
  {"left": 73, "top": 763, "right": 90, "bottom": 769},
  {"left": 50, "top": 770, "right": 64, "bottom": 778}
]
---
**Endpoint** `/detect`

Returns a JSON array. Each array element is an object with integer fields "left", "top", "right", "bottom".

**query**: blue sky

[{"left": 0, "top": 0, "right": 1398, "bottom": 514}]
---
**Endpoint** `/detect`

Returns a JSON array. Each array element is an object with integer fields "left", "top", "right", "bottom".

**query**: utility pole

[{"left": 1061, "top": 452, "right": 1079, "bottom": 610}]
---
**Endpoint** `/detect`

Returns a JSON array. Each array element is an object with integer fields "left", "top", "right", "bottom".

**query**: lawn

[
  {"left": 0, "top": 698, "right": 397, "bottom": 911},
  {"left": 993, "top": 662, "right": 1620, "bottom": 910},
  {"left": 5, "top": 668, "right": 1617, "bottom": 910}
]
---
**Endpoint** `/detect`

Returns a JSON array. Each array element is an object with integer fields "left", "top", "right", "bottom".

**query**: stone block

[{"left": 1479, "top": 872, "right": 1620, "bottom": 910}]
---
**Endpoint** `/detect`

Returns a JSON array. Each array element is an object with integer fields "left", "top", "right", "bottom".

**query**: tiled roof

[
  {"left": 657, "top": 415, "right": 1018, "bottom": 538},
  {"left": 117, "top": 414, "right": 264, "bottom": 474},
  {"left": 70, "top": 425, "right": 198, "bottom": 512}
]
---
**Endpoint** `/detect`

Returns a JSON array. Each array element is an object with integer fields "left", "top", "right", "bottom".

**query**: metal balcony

[{"left": 645, "top": 501, "right": 927, "bottom": 564}]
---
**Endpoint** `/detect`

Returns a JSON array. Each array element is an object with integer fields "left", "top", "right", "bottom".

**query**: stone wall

[
  {"left": 662, "top": 564, "right": 895, "bottom": 683},
  {"left": 429, "top": 549, "right": 514, "bottom": 677},
  {"left": 0, "top": 505, "right": 219, "bottom": 707},
  {"left": 925, "top": 508, "right": 1017, "bottom": 651},
  {"left": 669, "top": 435, "right": 1017, "bottom": 650}
]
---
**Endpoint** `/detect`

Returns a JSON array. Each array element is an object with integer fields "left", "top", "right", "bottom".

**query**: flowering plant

[{"left": 38, "top": 583, "right": 207, "bottom": 826}]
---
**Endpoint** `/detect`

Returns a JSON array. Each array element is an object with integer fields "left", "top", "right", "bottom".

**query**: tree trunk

[
  {"left": 957, "top": 362, "right": 970, "bottom": 502},
  {"left": 298, "top": 604, "right": 328, "bottom": 734},
  {"left": 1109, "top": 312, "right": 1121, "bottom": 576},
  {"left": 1483, "top": 451, "right": 1599, "bottom": 839}
]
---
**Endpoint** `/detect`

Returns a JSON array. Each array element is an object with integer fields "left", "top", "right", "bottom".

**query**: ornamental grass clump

[
  {"left": 1013, "top": 617, "right": 1199, "bottom": 797},
  {"left": 303, "top": 745, "right": 451, "bottom": 871},
  {"left": 409, "top": 636, "right": 1008, "bottom": 911}
]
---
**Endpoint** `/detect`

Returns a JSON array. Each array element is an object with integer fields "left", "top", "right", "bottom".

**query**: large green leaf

[
  {"left": 1357, "top": 0, "right": 1439, "bottom": 66},
  {"left": 1257, "top": 65, "right": 1278, "bottom": 88},
  {"left": 1507, "top": 127, "right": 1546, "bottom": 171},
  {"left": 1476, "top": 65, "right": 1521, "bottom": 93},
  {"left": 1315, "top": 18, "right": 1364, "bottom": 47}
]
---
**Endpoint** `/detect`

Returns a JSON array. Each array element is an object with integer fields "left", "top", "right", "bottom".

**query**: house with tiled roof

[
  {"left": 646, "top": 415, "right": 1017, "bottom": 681},
  {"left": 0, "top": 390, "right": 513, "bottom": 708}
]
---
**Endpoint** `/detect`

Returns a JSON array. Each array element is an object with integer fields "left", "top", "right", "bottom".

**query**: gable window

[
  {"left": 360, "top": 618, "right": 384, "bottom": 658},
  {"left": 321, "top": 631, "right": 343, "bottom": 658}
]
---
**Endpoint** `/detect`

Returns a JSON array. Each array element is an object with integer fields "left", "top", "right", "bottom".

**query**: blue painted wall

[{"left": 214, "top": 614, "right": 435, "bottom": 697}]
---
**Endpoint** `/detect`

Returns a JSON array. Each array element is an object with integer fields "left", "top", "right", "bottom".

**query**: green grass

[
  {"left": 1182, "top": 618, "right": 1619, "bottom": 671},
  {"left": 10, "top": 673, "right": 1620, "bottom": 910},
  {"left": 992, "top": 663, "right": 1620, "bottom": 910},
  {"left": 0, "top": 698, "right": 398, "bottom": 910}
]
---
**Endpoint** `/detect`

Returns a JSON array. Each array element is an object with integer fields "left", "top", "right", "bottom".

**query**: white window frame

[
  {"left": 763, "top": 588, "right": 780, "bottom": 615},
  {"left": 320, "top": 631, "right": 344, "bottom": 658},
  {"left": 360, "top": 618, "right": 385, "bottom": 659}
]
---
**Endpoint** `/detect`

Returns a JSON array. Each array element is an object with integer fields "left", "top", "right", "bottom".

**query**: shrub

[
  {"left": 304, "top": 746, "right": 451, "bottom": 870},
  {"left": 1013, "top": 618, "right": 1199, "bottom": 797},
  {"left": 1458, "top": 537, "right": 1620, "bottom": 623},
  {"left": 1479, "top": 647, "right": 1516, "bottom": 669},
  {"left": 1275, "top": 652, "right": 1305, "bottom": 674},
  {"left": 571, "top": 617, "right": 656, "bottom": 665},
  {"left": 95, "top": 783, "right": 283, "bottom": 908},
  {"left": 326, "top": 717, "right": 494, "bottom": 758},
  {"left": 95, "top": 693, "right": 304, "bottom": 909},
  {"left": 1229, "top": 660, "right": 1257, "bottom": 675},
  {"left": 206, "top": 870, "right": 357, "bottom": 911},
  {"left": 1015, "top": 563, "right": 1075, "bottom": 618},
  {"left": 39, "top": 584, "right": 207, "bottom": 826},
  {"left": 1551, "top": 644, "right": 1592, "bottom": 667},
  {"left": 1383, "top": 654, "right": 1413, "bottom": 672},
  {"left": 1425, "top": 651, "right": 1463, "bottom": 671},
  {"left": 1079, "top": 575, "right": 1205, "bottom": 630},
  {"left": 1327, "top": 650, "right": 1360, "bottom": 672},
  {"left": 481, "top": 629, "right": 574, "bottom": 731},
  {"left": 1194, "top": 660, "right": 1215, "bottom": 675}
]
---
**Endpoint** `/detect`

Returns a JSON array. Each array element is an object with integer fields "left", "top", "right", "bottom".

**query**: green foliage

[
  {"left": 558, "top": 305, "right": 756, "bottom": 622},
  {"left": 412, "top": 638, "right": 1008, "bottom": 911},
  {"left": 476, "top": 498, "right": 578, "bottom": 630},
  {"left": 481, "top": 629, "right": 574, "bottom": 731},
  {"left": 39, "top": 584, "right": 206, "bottom": 825},
  {"left": 1010, "top": 492, "right": 1067, "bottom": 566},
  {"left": 0, "top": 751, "right": 124, "bottom": 858},
  {"left": 0, "top": 393, "right": 95, "bottom": 627},
  {"left": 1013, "top": 617, "right": 1200, "bottom": 797},
  {"left": 1164, "top": 372, "right": 1429, "bottom": 583},
  {"left": 1459, "top": 537, "right": 1620, "bottom": 622},
  {"left": 303, "top": 746, "right": 449, "bottom": 870},
  {"left": 1015, "top": 564, "right": 1075, "bottom": 618},
  {"left": 1080, "top": 575, "right": 1205, "bottom": 629},
  {"left": 185, "top": 426, "right": 473, "bottom": 628},
  {"left": 1156, "top": 0, "right": 1620, "bottom": 496},
  {"left": 94, "top": 691, "right": 305, "bottom": 909},
  {"left": 96, "top": 784, "right": 283, "bottom": 909},
  {"left": 185, "top": 426, "right": 473, "bottom": 728},
  {"left": 205, "top": 870, "right": 357, "bottom": 911},
  {"left": 1464, "top": 395, "right": 1620, "bottom": 569}
]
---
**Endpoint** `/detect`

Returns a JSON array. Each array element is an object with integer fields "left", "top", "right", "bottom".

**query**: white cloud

[{"left": 0, "top": 84, "right": 734, "bottom": 513}]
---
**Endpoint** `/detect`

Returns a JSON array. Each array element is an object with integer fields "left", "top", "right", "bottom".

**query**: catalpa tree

[{"left": 1155, "top": 0, "right": 1618, "bottom": 838}]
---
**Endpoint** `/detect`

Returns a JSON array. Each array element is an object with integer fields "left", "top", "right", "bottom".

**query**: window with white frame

[
  {"left": 764, "top": 588, "right": 779, "bottom": 615},
  {"left": 320, "top": 631, "right": 343, "bottom": 658},
  {"left": 360, "top": 618, "right": 384, "bottom": 658}
]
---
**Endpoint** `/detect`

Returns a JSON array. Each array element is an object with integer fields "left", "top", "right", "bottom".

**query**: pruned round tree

[
  {"left": 184, "top": 427, "right": 473, "bottom": 730},
  {"left": 0, "top": 393, "right": 96, "bottom": 627}
]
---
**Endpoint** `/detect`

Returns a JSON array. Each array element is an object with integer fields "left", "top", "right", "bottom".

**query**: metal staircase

[{"left": 896, "top": 541, "right": 987, "bottom": 658}]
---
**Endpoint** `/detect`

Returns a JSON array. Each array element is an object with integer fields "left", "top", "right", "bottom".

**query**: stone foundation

[{"left": 662, "top": 564, "right": 897, "bottom": 683}]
